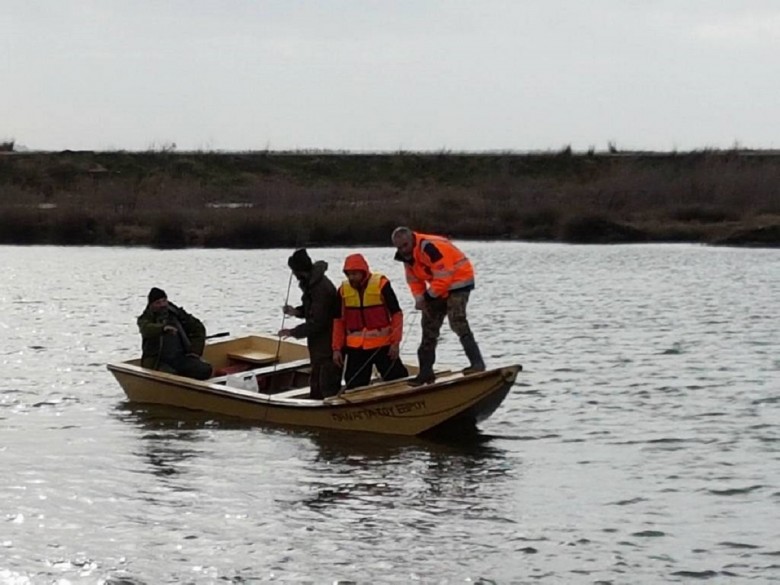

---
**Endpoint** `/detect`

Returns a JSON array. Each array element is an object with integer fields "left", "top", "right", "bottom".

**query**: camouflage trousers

[{"left": 419, "top": 290, "right": 473, "bottom": 352}]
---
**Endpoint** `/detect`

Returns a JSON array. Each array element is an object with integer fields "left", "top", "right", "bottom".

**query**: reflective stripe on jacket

[
  {"left": 405, "top": 232, "right": 475, "bottom": 301},
  {"left": 340, "top": 272, "right": 393, "bottom": 349}
]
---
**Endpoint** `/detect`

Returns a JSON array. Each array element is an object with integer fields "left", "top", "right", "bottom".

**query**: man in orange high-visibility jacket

[
  {"left": 391, "top": 226, "right": 485, "bottom": 385},
  {"left": 332, "top": 253, "right": 409, "bottom": 389}
]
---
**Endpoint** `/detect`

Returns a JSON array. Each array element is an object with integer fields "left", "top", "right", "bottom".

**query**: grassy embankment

[{"left": 0, "top": 148, "right": 778, "bottom": 248}]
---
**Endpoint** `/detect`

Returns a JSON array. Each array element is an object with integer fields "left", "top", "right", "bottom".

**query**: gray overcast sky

[{"left": 2, "top": 1, "right": 779, "bottom": 152}]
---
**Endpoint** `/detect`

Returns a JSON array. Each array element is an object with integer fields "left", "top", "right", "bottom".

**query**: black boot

[
  {"left": 460, "top": 333, "right": 486, "bottom": 374},
  {"left": 408, "top": 348, "right": 436, "bottom": 386}
]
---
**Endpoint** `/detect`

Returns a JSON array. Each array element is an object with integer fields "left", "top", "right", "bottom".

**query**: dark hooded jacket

[
  {"left": 289, "top": 260, "right": 340, "bottom": 362},
  {"left": 137, "top": 302, "right": 206, "bottom": 369}
]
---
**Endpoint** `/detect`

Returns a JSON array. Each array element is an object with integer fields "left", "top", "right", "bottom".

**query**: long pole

[{"left": 274, "top": 271, "right": 294, "bottom": 371}]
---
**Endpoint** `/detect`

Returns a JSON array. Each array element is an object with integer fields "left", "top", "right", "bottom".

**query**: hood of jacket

[
  {"left": 343, "top": 253, "right": 369, "bottom": 274},
  {"left": 299, "top": 260, "right": 329, "bottom": 288}
]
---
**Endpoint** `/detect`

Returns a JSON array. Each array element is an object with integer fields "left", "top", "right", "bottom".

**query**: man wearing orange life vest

[
  {"left": 391, "top": 226, "right": 485, "bottom": 385},
  {"left": 332, "top": 253, "right": 409, "bottom": 389}
]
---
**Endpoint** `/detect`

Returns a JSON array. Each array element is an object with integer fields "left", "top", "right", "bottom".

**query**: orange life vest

[{"left": 341, "top": 272, "right": 393, "bottom": 349}]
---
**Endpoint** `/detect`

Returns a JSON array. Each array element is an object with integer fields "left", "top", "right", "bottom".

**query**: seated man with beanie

[
  {"left": 137, "top": 287, "right": 214, "bottom": 380},
  {"left": 278, "top": 249, "right": 342, "bottom": 399}
]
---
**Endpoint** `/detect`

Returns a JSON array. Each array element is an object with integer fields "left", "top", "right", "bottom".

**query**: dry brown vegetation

[{"left": 0, "top": 149, "right": 778, "bottom": 248}]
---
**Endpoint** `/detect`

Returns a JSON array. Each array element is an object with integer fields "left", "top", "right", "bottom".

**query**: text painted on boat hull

[{"left": 332, "top": 400, "right": 426, "bottom": 422}]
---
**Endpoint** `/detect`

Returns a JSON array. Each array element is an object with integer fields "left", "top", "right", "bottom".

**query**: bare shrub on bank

[{"left": 0, "top": 150, "right": 778, "bottom": 247}]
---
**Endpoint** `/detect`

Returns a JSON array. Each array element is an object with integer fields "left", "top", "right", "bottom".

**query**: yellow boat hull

[{"left": 107, "top": 335, "right": 521, "bottom": 436}]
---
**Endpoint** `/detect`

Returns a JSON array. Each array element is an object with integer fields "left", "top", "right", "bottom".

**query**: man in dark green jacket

[
  {"left": 278, "top": 249, "right": 342, "bottom": 399},
  {"left": 137, "top": 287, "right": 214, "bottom": 380}
]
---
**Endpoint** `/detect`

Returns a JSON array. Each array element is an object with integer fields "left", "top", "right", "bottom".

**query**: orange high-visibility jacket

[
  {"left": 332, "top": 254, "right": 403, "bottom": 350},
  {"left": 402, "top": 232, "right": 475, "bottom": 302}
]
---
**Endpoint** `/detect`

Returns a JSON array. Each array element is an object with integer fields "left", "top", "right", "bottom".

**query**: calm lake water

[{"left": 1, "top": 242, "right": 778, "bottom": 584}]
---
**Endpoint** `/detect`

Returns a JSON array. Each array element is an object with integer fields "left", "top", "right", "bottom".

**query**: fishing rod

[{"left": 274, "top": 271, "right": 294, "bottom": 371}]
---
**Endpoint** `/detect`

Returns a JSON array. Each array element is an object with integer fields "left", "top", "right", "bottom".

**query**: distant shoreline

[{"left": 0, "top": 149, "right": 778, "bottom": 248}]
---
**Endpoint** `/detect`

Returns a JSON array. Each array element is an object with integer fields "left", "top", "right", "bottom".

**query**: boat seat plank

[
  {"left": 209, "top": 358, "right": 311, "bottom": 385},
  {"left": 226, "top": 349, "right": 278, "bottom": 365},
  {"left": 270, "top": 387, "right": 312, "bottom": 400},
  {"left": 251, "top": 358, "right": 310, "bottom": 375}
]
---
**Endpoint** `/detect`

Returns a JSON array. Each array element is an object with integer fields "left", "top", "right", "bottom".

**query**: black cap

[
  {"left": 147, "top": 287, "right": 167, "bottom": 304},
  {"left": 288, "top": 248, "right": 313, "bottom": 272}
]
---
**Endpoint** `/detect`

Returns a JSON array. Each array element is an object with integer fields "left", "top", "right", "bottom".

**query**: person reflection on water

[{"left": 137, "top": 287, "right": 215, "bottom": 380}]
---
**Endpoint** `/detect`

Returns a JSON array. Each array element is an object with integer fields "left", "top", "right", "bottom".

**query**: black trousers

[
  {"left": 344, "top": 346, "right": 409, "bottom": 389},
  {"left": 310, "top": 359, "right": 342, "bottom": 399},
  {"left": 160, "top": 355, "right": 213, "bottom": 380}
]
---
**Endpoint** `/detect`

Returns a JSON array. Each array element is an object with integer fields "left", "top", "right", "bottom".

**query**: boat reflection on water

[
  {"left": 114, "top": 400, "right": 256, "bottom": 432},
  {"left": 304, "top": 425, "right": 502, "bottom": 464},
  {"left": 112, "top": 402, "right": 243, "bottom": 489},
  {"left": 113, "top": 400, "right": 515, "bottom": 514},
  {"left": 295, "top": 427, "right": 513, "bottom": 511}
]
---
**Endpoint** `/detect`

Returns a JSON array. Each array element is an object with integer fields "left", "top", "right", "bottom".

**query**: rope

[{"left": 340, "top": 346, "right": 383, "bottom": 393}]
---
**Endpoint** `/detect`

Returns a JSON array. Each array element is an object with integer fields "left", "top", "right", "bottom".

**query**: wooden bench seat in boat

[
  {"left": 210, "top": 358, "right": 311, "bottom": 385},
  {"left": 225, "top": 349, "right": 278, "bottom": 365},
  {"left": 270, "top": 387, "right": 312, "bottom": 400}
]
